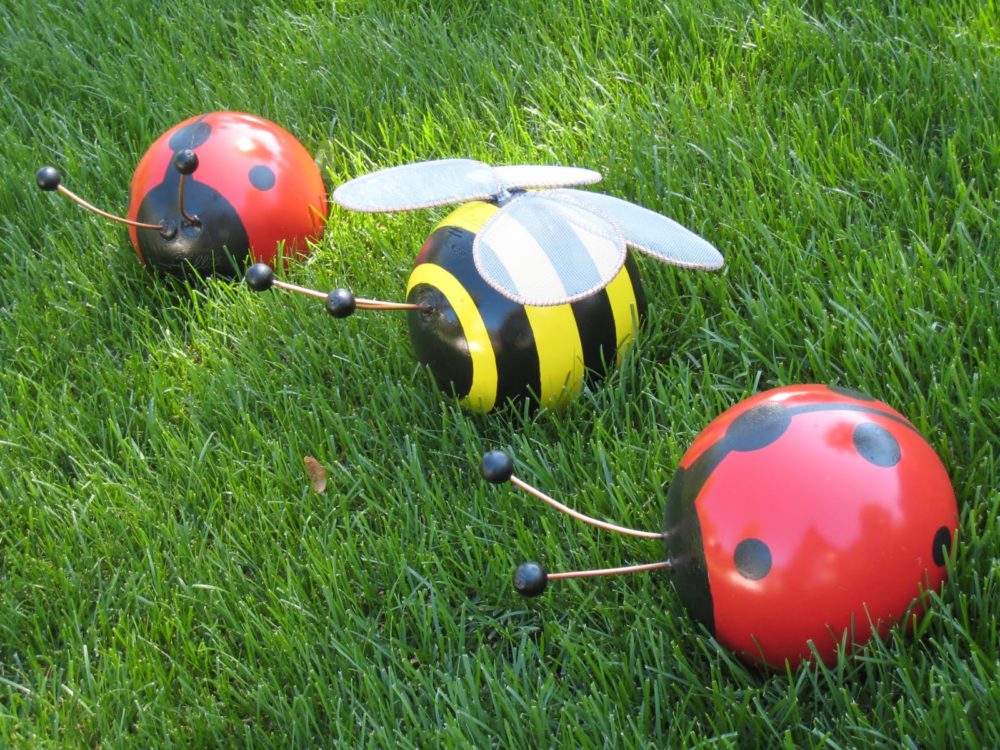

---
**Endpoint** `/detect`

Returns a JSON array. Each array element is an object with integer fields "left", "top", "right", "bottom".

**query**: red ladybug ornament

[
  {"left": 126, "top": 111, "right": 327, "bottom": 277},
  {"left": 486, "top": 384, "right": 959, "bottom": 669},
  {"left": 664, "top": 384, "right": 958, "bottom": 667}
]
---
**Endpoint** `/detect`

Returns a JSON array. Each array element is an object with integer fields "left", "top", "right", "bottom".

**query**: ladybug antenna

[
  {"left": 479, "top": 450, "right": 669, "bottom": 598},
  {"left": 244, "top": 263, "right": 429, "bottom": 317},
  {"left": 35, "top": 166, "right": 164, "bottom": 232},
  {"left": 511, "top": 560, "right": 672, "bottom": 597},
  {"left": 480, "top": 450, "right": 664, "bottom": 539},
  {"left": 173, "top": 150, "right": 200, "bottom": 225}
]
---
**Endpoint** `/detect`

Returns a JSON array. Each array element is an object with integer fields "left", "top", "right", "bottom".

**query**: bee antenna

[
  {"left": 244, "top": 263, "right": 429, "bottom": 316},
  {"left": 35, "top": 166, "right": 165, "bottom": 232},
  {"left": 479, "top": 450, "right": 664, "bottom": 539}
]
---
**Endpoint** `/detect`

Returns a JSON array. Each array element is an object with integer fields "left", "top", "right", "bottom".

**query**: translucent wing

[
  {"left": 493, "top": 165, "right": 602, "bottom": 192},
  {"left": 550, "top": 189, "right": 724, "bottom": 269},
  {"left": 332, "top": 159, "right": 501, "bottom": 212},
  {"left": 473, "top": 193, "right": 626, "bottom": 306}
]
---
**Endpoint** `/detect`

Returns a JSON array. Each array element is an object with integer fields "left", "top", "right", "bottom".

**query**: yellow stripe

[
  {"left": 406, "top": 263, "right": 498, "bottom": 413},
  {"left": 523, "top": 303, "right": 585, "bottom": 408},
  {"left": 604, "top": 263, "right": 640, "bottom": 365},
  {"left": 432, "top": 201, "right": 498, "bottom": 235}
]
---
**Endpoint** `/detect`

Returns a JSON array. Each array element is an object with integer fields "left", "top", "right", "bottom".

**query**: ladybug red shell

[
  {"left": 663, "top": 384, "right": 958, "bottom": 667},
  {"left": 126, "top": 112, "right": 327, "bottom": 277}
]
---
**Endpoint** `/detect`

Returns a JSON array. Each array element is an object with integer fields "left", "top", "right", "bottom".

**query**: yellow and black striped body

[{"left": 405, "top": 202, "right": 647, "bottom": 413}]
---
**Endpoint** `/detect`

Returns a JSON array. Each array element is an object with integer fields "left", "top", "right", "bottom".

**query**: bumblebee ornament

[
  {"left": 481, "top": 385, "right": 959, "bottom": 667},
  {"left": 37, "top": 112, "right": 327, "bottom": 278},
  {"left": 248, "top": 158, "right": 723, "bottom": 412}
]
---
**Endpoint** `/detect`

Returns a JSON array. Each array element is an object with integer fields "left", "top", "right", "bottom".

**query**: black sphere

[
  {"left": 514, "top": 562, "right": 548, "bottom": 597},
  {"left": 245, "top": 263, "right": 275, "bottom": 292},
  {"left": 36, "top": 166, "right": 61, "bottom": 191},
  {"left": 480, "top": 450, "right": 514, "bottom": 483},
  {"left": 325, "top": 289, "right": 356, "bottom": 318},
  {"left": 173, "top": 149, "right": 199, "bottom": 175}
]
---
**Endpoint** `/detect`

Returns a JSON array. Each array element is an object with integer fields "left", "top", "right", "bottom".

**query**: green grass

[{"left": 1, "top": 0, "right": 997, "bottom": 746}]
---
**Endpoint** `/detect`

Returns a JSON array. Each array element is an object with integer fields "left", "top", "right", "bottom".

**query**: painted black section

[
  {"left": 416, "top": 224, "right": 541, "bottom": 406},
  {"left": 137, "top": 115, "right": 249, "bottom": 279},
  {"left": 623, "top": 251, "right": 648, "bottom": 325},
  {"left": 249, "top": 165, "right": 276, "bottom": 190},
  {"left": 725, "top": 403, "right": 792, "bottom": 452},
  {"left": 932, "top": 526, "right": 952, "bottom": 567},
  {"left": 168, "top": 120, "right": 212, "bottom": 150},
  {"left": 786, "top": 402, "right": 919, "bottom": 433},
  {"left": 406, "top": 283, "right": 473, "bottom": 398},
  {"left": 852, "top": 422, "right": 902, "bottom": 467},
  {"left": 570, "top": 287, "right": 616, "bottom": 380},
  {"left": 664, "top": 452, "right": 727, "bottom": 635},
  {"left": 734, "top": 538, "right": 772, "bottom": 580},
  {"left": 828, "top": 385, "right": 877, "bottom": 401},
  {"left": 136, "top": 177, "right": 249, "bottom": 278}
]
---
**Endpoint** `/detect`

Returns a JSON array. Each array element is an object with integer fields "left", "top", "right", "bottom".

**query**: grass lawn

[{"left": 1, "top": 0, "right": 997, "bottom": 746}]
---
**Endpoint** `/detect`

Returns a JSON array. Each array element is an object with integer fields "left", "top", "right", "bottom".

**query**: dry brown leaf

[{"left": 303, "top": 455, "right": 327, "bottom": 494}]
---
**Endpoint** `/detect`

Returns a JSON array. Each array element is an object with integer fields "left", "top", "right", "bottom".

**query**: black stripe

[
  {"left": 783, "top": 402, "right": 918, "bottom": 433},
  {"left": 624, "top": 251, "right": 648, "bottom": 326},
  {"left": 570, "top": 287, "right": 616, "bottom": 381},
  {"left": 420, "top": 224, "right": 541, "bottom": 406}
]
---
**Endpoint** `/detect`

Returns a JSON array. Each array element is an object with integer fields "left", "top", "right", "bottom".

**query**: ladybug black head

[{"left": 131, "top": 118, "right": 250, "bottom": 279}]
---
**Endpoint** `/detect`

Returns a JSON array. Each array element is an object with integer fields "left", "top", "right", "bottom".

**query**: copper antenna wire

[
  {"left": 547, "top": 561, "right": 671, "bottom": 580},
  {"left": 176, "top": 174, "right": 199, "bottom": 224},
  {"left": 270, "top": 278, "right": 429, "bottom": 311},
  {"left": 56, "top": 184, "right": 163, "bottom": 231},
  {"left": 508, "top": 474, "right": 665, "bottom": 539}
]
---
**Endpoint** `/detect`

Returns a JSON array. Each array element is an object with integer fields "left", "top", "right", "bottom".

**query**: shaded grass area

[{"left": 0, "top": 0, "right": 997, "bottom": 746}]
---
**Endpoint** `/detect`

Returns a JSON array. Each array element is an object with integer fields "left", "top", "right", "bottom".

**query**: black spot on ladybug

[
  {"left": 249, "top": 165, "right": 276, "bottom": 191},
  {"left": 932, "top": 526, "right": 952, "bottom": 567},
  {"left": 724, "top": 403, "right": 791, "bottom": 452},
  {"left": 168, "top": 120, "right": 212, "bottom": 151},
  {"left": 853, "top": 422, "right": 901, "bottom": 467},
  {"left": 734, "top": 538, "right": 772, "bottom": 580},
  {"left": 828, "top": 384, "right": 876, "bottom": 401}
]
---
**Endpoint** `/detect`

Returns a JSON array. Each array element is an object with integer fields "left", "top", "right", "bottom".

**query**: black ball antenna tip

[
  {"left": 325, "top": 289, "right": 356, "bottom": 318},
  {"left": 36, "top": 166, "right": 62, "bottom": 191},
  {"left": 245, "top": 263, "right": 275, "bottom": 292},
  {"left": 514, "top": 562, "right": 548, "bottom": 597},
  {"left": 480, "top": 450, "right": 514, "bottom": 484},
  {"left": 173, "top": 149, "right": 199, "bottom": 175}
]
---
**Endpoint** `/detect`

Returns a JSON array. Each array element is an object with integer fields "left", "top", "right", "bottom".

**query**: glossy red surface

[
  {"left": 127, "top": 112, "right": 326, "bottom": 267},
  {"left": 678, "top": 385, "right": 957, "bottom": 666}
]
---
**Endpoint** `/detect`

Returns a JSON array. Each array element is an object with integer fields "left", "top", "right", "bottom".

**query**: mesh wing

[
  {"left": 493, "top": 165, "right": 602, "bottom": 192},
  {"left": 550, "top": 189, "right": 724, "bottom": 269},
  {"left": 472, "top": 193, "right": 626, "bottom": 306},
  {"left": 332, "top": 159, "right": 501, "bottom": 212}
]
